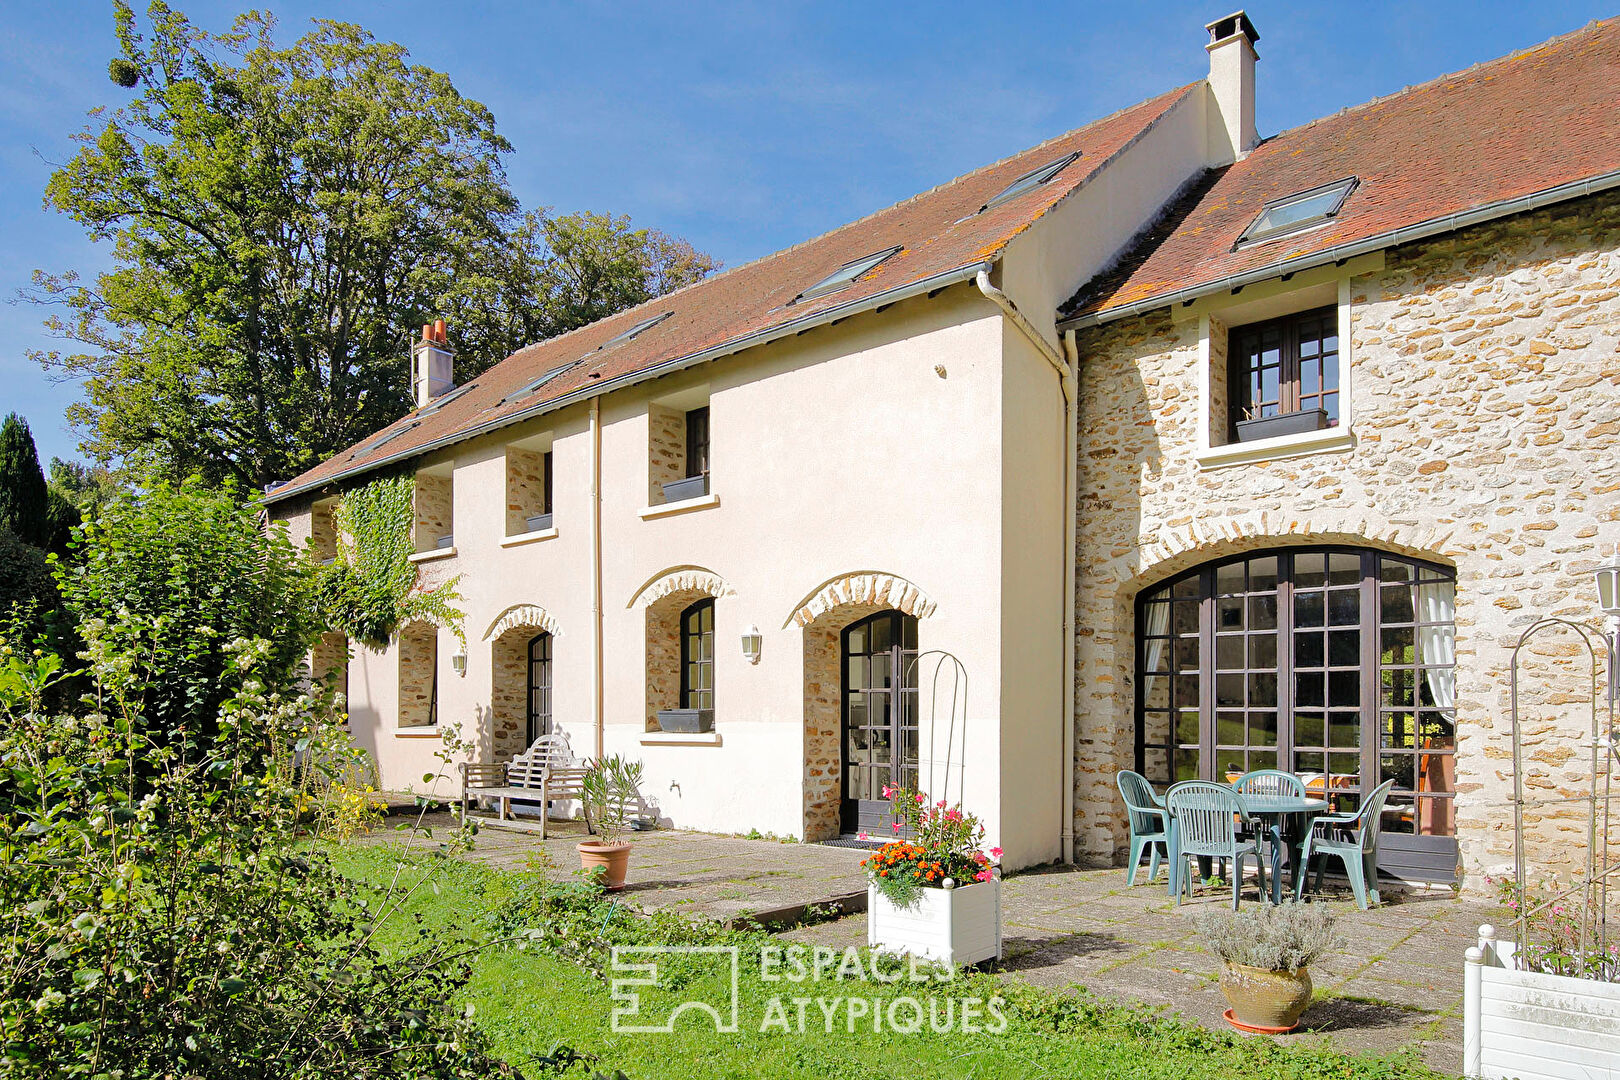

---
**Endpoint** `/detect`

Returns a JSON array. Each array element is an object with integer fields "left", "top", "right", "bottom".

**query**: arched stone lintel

[
  {"left": 481, "top": 603, "right": 563, "bottom": 642},
  {"left": 1118, "top": 513, "right": 1459, "bottom": 591},
  {"left": 627, "top": 565, "right": 735, "bottom": 610},
  {"left": 784, "top": 571, "right": 938, "bottom": 629}
]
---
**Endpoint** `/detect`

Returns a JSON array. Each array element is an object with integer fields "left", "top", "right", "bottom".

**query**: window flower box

[
  {"left": 1235, "top": 408, "right": 1328, "bottom": 443},
  {"left": 660, "top": 474, "right": 709, "bottom": 503},
  {"left": 867, "top": 876, "right": 1002, "bottom": 967},
  {"left": 655, "top": 708, "right": 713, "bottom": 734},
  {"left": 525, "top": 512, "right": 554, "bottom": 532}
]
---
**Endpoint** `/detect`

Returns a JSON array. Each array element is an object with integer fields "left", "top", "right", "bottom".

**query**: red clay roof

[
  {"left": 268, "top": 85, "right": 1196, "bottom": 502},
  {"left": 1064, "top": 17, "right": 1620, "bottom": 324}
]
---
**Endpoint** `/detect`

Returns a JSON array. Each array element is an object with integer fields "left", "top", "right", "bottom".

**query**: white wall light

[{"left": 741, "top": 625, "right": 762, "bottom": 665}]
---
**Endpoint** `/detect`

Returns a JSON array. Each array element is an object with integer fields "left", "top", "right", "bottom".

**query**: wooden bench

[{"left": 458, "top": 732, "right": 591, "bottom": 839}]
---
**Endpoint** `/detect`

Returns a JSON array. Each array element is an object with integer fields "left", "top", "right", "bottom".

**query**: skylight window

[
  {"left": 604, "top": 310, "right": 673, "bottom": 347},
  {"left": 793, "top": 247, "right": 902, "bottom": 304},
  {"left": 416, "top": 381, "right": 477, "bottom": 417},
  {"left": 501, "top": 361, "right": 584, "bottom": 406},
  {"left": 980, "top": 152, "right": 1081, "bottom": 213},
  {"left": 1237, "top": 177, "right": 1358, "bottom": 245},
  {"left": 349, "top": 421, "right": 420, "bottom": 461}
]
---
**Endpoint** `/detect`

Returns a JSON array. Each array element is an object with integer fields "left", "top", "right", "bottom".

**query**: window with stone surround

[
  {"left": 310, "top": 631, "right": 349, "bottom": 705},
  {"left": 398, "top": 621, "right": 438, "bottom": 729},
  {"left": 1228, "top": 306, "right": 1339, "bottom": 440},
  {"left": 505, "top": 439, "right": 553, "bottom": 535},
  {"left": 412, "top": 466, "right": 453, "bottom": 552},
  {"left": 647, "top": 392, "right": 712, "bottom": 506},
  {"left": 1136, "top": 546, "right": 1457, "bottom": 882},
  {"left": 309, "top": 498, "right": 338, "bottom": 563}
]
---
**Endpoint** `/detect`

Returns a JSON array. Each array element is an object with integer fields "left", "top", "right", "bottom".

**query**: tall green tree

[
  {"left": 34, "top": 2, "right": 715, "bottom": 489},
  {"left": 0, "top": 414, "right": 49, "bottom": 549}
]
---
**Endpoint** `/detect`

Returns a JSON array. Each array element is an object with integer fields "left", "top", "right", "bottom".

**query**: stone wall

[
  {"left": 490, "top": 630, "right": 531, "bottom": 759},
  {"left": 647, "top": 404, "right": 686, "bottom": 503},
  {"left": 645, "top": 589, "right": 706, "bottom": 730},
  {"left": 398, "top": 621, "right": 438, "bottom": 729},
  {"left": 799, "top": 600, "right": 894, "bottom": 841},
  {"left": 505, "top": 447, "right": 547, "bottom": 535},
  {"left": 413, "top": 473, "right": 453, "bottom": 551},
  {"left": 1072, "top": 192, "right": 1620, "bottom": 887},
  {"left": 309, "top": 499, "right": 337, "bottom": 561}
]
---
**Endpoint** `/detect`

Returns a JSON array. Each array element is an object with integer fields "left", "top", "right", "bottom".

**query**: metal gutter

[
  {"left": 266, "top": 260, "right": 996, "bottom": 505},
  {"left": 1058, "top": 167, "right": 1620, "bottom": 330}
]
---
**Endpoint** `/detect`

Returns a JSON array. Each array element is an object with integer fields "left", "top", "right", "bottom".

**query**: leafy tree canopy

[{"left": 34, "top": 2, "right": 716, "bottom": 489}]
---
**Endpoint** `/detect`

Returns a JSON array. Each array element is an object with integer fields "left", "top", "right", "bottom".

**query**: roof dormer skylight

[
  {"left": 979, "top": 151, "right": 1081, "bottom": 213},
  {"left": 416, "top": 381, "right": 477, "bottom": 417},
  {"left": 1237, "top": 177, "right": 1358, "bottom": 246},
  {"left": 349, "top": 421, "right": 420, "bottom": 461},
  {"left": 792, "top": 247, "right": 902, "bottom": 304},
  {"left": 501, "top": 361, "right": 584, "bottom": 406},
  {"left": 604, "top": 310, "right": 673, "bottom": 346}
]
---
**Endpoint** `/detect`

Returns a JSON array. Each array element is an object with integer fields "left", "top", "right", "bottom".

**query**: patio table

[{"left": 1237, "top": 794, "right": 1328, "bottom": 904}]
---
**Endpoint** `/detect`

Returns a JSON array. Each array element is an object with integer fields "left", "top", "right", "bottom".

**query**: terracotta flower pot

[
  {"left": 576, "top": 840, "right": 632, "bottom": 890},
  {"left": 1219, "top": 962, "right": 1313, "bottom": 1032}
]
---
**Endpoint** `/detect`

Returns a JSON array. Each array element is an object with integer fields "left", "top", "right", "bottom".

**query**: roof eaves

[
  {"left": 265, "top": 258, "right": 997, "bottom": 505},
  {"left": 1059, "top": 165, "right": 1620, "bottom": 331}
]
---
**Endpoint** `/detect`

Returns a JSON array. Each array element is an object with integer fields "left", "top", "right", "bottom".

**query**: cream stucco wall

[{"left": 276, "top": 285, "right": 1071, "bottom": 869}]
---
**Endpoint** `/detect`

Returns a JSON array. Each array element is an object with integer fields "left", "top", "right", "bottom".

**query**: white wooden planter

[
  {"left": 1464, "top": 924, "right": 1620, "bottom": 1079},
  {"left": 867, "top": 878, "right": 1002, "bottom": 967}
]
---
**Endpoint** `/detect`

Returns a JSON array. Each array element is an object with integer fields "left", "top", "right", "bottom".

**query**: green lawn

[{"left": 328, "top": 842, "right": 1447, "bottom": 1080}]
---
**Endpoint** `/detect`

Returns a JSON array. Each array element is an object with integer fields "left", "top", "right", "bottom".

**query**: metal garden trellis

[
  {"left": 1506, "top": 606, "right": 1619, "bottom": 978},
  {"left": 905, "top": 650, "right": 969, "bottom": 808}
]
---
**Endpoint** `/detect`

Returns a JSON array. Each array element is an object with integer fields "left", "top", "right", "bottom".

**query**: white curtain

[
  {"left": 1141, "top": 602, "right": 1172, "bottom": 703},
  {"left": 1413, "top": 581, "right": 1456, "bottom": 713}
]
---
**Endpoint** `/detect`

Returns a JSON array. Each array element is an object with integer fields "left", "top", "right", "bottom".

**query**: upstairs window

[
  {"left": 685, "top": 406, "right": 710, "bottom": 480},
  {"left": 793, "top": 248, "right": 901, "bottom": 304},
  {"left": 680, "top": 599, "right": 715, "bottom": 712},
  {"left": 1237, "top": 177, "right": 1357, "bottom": 246},
  {"left": 1230, "top": 306, "right": 1339, "bottom": 441}
]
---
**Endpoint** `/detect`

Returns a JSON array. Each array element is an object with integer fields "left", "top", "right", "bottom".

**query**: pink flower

[
  {"left": 989, "top": 847, "right": 1003, "bottom": 859},
  {"left": 881, "top": 785, "right": 893, "bottom": 799},
  {"left": 936, "top": 800, "right": 947, "bottom": 809},
  {"left": 915, "top": 794, "right": 925, "bottom": 804},
  {"left": 974, "top": 869, "right": 992, "bottom": 882},
  {"left": 893, "top": 822, "right": 902, "bottom": 832},
  {"left": 856, "top": 832, "right": 869, "bottom": 841}
]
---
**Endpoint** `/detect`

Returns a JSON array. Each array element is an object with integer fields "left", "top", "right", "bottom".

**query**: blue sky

[{"left": 1, "top": 0, "right": 1610, "bottom": 466}]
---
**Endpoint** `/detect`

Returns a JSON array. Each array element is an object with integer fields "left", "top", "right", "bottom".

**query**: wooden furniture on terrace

[{"left": 458, "top": 732, "right": 590, "bottom": 839}]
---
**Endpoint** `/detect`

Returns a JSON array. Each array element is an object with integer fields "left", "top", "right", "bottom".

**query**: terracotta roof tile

[
  {"left": 1065, "top": 18, "right": 1620, "bottom": 323},
  {"left": 270, "top": 85, "right": 1196, "bottom": 501}
]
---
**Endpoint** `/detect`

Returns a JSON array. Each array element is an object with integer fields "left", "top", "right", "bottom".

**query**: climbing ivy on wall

[{"left": 318, "top": 474, "right": 464, "bottom": 651}]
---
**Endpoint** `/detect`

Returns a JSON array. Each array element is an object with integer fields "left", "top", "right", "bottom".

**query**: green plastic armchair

[
  {"left": 1296, "top": 779, "right": 1396, "bottom": 909},
  {"left": 1116, "top": 770, "right": 1168, "bottom": 886},
  {"left": 1165, "top": 780, "right": 1267, "bottom": 910}
]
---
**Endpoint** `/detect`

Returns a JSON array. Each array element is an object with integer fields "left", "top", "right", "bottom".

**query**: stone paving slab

[{"left": 360, "top": 816, "right": 1498, "bottom": 1073}]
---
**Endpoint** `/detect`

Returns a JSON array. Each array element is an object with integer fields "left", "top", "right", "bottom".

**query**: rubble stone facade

[{"left": 1072, "top": 193, "right": 1620, "bottom": 887}]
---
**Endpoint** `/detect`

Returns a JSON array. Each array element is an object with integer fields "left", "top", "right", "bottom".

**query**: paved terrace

[{"left": 359, "top": 813, "right": 1497, "bottom": 1073}]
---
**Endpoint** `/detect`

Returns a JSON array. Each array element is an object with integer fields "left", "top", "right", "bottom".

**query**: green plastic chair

[
  {"left": 1234, "top": 769, "right": 1307, "bottom": 798},
  {"left": 1165, "top": 781, "right": 1267, "bottom": 909},
  {"left": 1296, "top": 779, "right": 1396, "bottom": 909},
  {"left": 1116, "top": 771, "right": 1168, "bottom": 886}
]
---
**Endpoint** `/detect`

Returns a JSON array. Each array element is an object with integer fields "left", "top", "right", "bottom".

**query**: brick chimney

[
  {"left": 1205, "top": 11, "right": 1259, "bottom": 166},
  {"left": 412, "top": 319, "right": 455, "bottom": 408}
]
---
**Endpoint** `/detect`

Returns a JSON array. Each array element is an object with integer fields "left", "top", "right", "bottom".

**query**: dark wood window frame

[
  {"left": 1135, "top": 546, "right": 1459, "bottom": 882},
  {"left": 541, "top": 450, "right": 554, "bottom": 516},
  {"left": 679, "top": 598, "right": 715, "bottom": 711},
  {"left": 527, "top": 631, "right": 552, "bottom": 746},
  {"left": 685, "top": 406, "right": 710, "bottom": 480},
  {"left": 1228, "top": 306, "right": 1340, "bottom": 437}
]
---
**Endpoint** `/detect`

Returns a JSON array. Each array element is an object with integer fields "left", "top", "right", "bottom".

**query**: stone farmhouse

[{"left": 267, "top": 13, "right": 1620, "bottom": 886}]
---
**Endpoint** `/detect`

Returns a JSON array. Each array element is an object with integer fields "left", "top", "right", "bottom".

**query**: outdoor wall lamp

[
  {"left": 451, "top": 650, "right": 468, "bottom": 676},
  {"left": 741, "top": 625, "right": 762, "bottom": 665}
]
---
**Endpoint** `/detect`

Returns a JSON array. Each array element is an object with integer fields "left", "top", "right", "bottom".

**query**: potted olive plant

[
  {"left": 576, "top": 754, "right": 644, "bottom": 891},
  {"left": 1196, "top": 901, "right": 1341, "bottom": 1033}
]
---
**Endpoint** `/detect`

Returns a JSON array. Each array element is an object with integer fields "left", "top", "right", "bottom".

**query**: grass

[{"left": 327, "top": 841, "right": 1454, "bottom": 1080}]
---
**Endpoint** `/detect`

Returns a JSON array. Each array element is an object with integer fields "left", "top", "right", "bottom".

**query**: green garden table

[{"left": 1238, "top": 794, "right": 1328, "bottom": 904}]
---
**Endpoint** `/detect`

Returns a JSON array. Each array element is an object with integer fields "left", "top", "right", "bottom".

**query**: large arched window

[{"left": 1136, "top": 547, "right": 1457, "bottom": 881}]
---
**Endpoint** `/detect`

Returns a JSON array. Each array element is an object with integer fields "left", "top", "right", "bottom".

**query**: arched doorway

[
  {"left": 841, "top": 610, "right": 919, "bottom": 834},
  {"left": 1135, "top": 546, "right": 1458, "bottom": 882},
  {"left": 526, "top": 632, "right": 552, "bottom": 747}
]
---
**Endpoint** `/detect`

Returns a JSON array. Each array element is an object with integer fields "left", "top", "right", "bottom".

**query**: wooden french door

[
  {"left": 841, "top": 611, "right": 919, "bottom": 835},
  {"left": 526, "top": 632, "right": 552, "bottom": 747}
]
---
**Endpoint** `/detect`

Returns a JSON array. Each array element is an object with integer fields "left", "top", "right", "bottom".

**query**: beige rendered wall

[
  {"left": 1070, "top": 193, "right": 1620, "bottom": 888},
  {"left": 276, "top": 286, "right": 1069, "bottom": 868}
]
